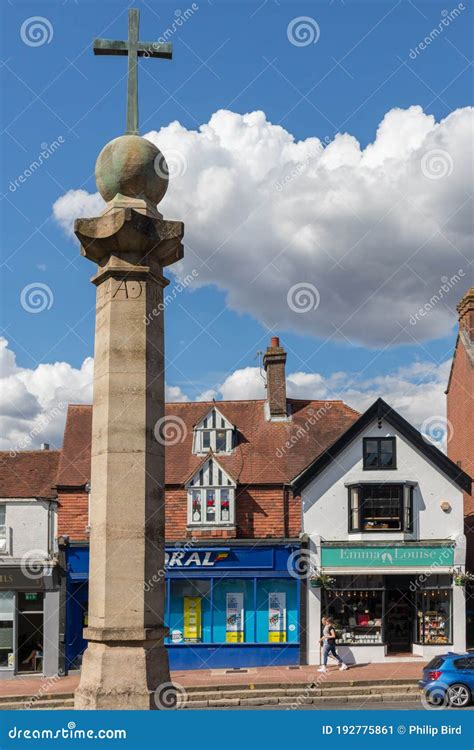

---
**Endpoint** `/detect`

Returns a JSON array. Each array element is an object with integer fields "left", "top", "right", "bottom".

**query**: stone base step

[
  {"left": 185, "top": 692, "right": 420, "bottom": 708},
  {"left": 185, "top": 684, "right": 418, "bottom": 703},
  {"left": 0, "top": 689, "right": 420, "bottom": 710},
  {"left": 0, "top": 692, "right": 73, "bottom": 707},
  {"left": 183, "top": 677, "right": 417, "bottom": 693},
  {"left": 0, "top": 698, "right": 75, "bottom": 710}
]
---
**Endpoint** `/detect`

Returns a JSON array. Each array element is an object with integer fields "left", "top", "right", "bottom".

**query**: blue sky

[{"left": 1, "top": 0, "right": 473, "bottom": 448}]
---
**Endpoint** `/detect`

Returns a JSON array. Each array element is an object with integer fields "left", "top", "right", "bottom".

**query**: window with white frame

[
  {"left": 193, "top": 408, "right": 234, "bottom": 454},
  {"left": 187, "top": 458, "right": 236, "bottom": 526}
]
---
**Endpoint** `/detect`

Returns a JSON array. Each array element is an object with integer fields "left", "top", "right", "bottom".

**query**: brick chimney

[
  {"left": 263, "top": 336, "right": 287, "bottom": 420},
  {"left": 457, "top": 287, "right": 474, "bottom": 343}
]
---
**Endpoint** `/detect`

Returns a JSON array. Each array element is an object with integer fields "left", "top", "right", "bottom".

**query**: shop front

[
  {"left": 63, "top": 543, "right": 89, "bottom": 671},
  {"left": 308, "top": 542, "right": 466, "bottom": 664},
  {"left": 0, "top": 564, "right": 60, "bottom": 679},
  {"left": 165, "top": 543, "right": 300, "bottom": 670}
]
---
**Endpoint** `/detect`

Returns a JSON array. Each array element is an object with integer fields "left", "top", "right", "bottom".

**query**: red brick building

[
  {"left": 57, "top": 337, "right": 359, "bottom": 669},
  {"left": 446, "top": 287, "right": 474, "bottom": 572},
  {"left": 446, "top": 288, "right": 474, "bottom": 648},
  {"left": 57, "top": 338, "right": 359, "bottom": 545}
]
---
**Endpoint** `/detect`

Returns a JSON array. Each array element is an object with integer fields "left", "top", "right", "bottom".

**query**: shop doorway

[
  {"left": 66, "top": 581, "right": 88, "bottom": 669},
  {"left": 16, "top": 592, "right": 44, "bottom": 673},
  {"left": 385, "top": 576, "right": 415, "bottom": 654}
]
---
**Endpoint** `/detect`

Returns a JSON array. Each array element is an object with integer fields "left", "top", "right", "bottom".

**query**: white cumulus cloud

[
  {"left": 199, "top": 359, "right": 451, "bottom": 448},
  {"left": 0, "top": 339, "right": 189, "bottom": 451},
  {"left": 1, "top": 337, "right": 450, "bottom": 452},
  {"left": 0, "top": 338, "right": 93, "bottom": 452},
  {"left": 51, "top": 106, "right": 473, "bottom": 347},
  {"left": 165, "top": 384, "right": 189, "bottom": 403},
  {"left": 52, "top": 189, "right": 105, "bottom": 237}
]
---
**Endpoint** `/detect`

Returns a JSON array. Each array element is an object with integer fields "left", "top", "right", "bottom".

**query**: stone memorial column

[{"left": 74, "top": 134, "right": 184, "bottom": 709}]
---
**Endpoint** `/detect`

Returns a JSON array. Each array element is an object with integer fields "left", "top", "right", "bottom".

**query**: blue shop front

[
  {"left": 165, "top": 544, "right": 301, "bottom": 670},
  {"left": 64, "top": 543, "right": 301, "bottom": 671}
]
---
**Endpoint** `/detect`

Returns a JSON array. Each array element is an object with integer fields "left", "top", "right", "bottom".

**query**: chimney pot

[
  {"left": 263, "top": 336, "right": 287, "bottom": 420},
  {"left": 41, "top": 442, "right": 50, "bottom": 451},
  {"left": 457, "top": 287, "right": 474, "bottom": 343}
]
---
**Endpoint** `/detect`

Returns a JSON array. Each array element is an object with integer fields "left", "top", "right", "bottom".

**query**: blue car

[{"left": 419, "top": 652, "right": 474, "bottom": 708}]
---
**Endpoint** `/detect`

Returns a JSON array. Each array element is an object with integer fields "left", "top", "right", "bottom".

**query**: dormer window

[
  {"left": 187, "top": 457, "right": 236, "bottom": 526},
  {"left": 193, "top": 407, "right": 234, "bottom": 454}
]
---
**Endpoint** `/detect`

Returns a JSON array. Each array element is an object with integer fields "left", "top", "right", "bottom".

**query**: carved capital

[{"left": 75, "top": 206, "right": 184, "bottom": 269}]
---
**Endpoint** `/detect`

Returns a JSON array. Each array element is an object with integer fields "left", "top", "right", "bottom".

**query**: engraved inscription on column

[{"left": 112, "top": 279, "right": 143, "bottom": 299}]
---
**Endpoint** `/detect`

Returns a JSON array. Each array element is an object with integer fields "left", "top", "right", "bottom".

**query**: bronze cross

[{"left": 93, "top": 8, "right": 172, "bottom": 136}]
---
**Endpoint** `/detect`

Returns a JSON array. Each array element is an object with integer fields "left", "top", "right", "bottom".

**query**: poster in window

[
  {"left": 268, "top": 592, "right": 286, "bottom": 643},
  {"left": 192, "top": 490, "right": 202, "bottom": 523},
  {"left": 206, "top": 490, "right": 216, "bottom": 523},
  {"left": 220, "top": 488, "right": 230, "bottom": 522},
  {"left": 183, "top": 597, "right": 201, "bottom": 642},
  {"left": 226, "top": 592, "right": 244, "bottom": 643}
]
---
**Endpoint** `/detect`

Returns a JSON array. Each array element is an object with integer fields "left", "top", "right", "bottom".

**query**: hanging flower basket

[
  {"left": 453, "top": 571, "right": 474, "bottom": 587},
  {"left": 309, "top": 572, "right": 335, "bottom": 589}
]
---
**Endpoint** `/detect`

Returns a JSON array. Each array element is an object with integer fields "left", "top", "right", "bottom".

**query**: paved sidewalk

[
  {"left": 0, "top": 662, "right": 425, "bottom": 700},
  {"left": 173, "top": 661, "right": 425, "bottom": 687}
]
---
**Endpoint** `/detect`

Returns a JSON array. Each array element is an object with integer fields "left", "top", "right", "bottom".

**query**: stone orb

[{"left": 95, "top": 134, "right": 169, "bottom": 205}]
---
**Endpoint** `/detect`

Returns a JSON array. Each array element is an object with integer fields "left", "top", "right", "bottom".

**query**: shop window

[
  {"left": 0, "top": 592, "right": 14, "bottom": 668},
  {"left": 363, "top": 437, "right": 396, "bottom": 469},
  {"left": 168, "top": 580, "right": 212, "bottom": 644},
  {"left": 212, "top": 579, "right": 255, "bottom": 643},
  {"left": 348, "top": 484, "right": 413, "bottom": 533},
  {"left": 166, "top": 578, "right": 298, "bottom": 647},
  {"left": 193, "top": 408, "right": 234, "bottom": 454},
  {"left": 256, "top": 579, "right": 298, "bottom": 644},
  {"left": 322, "top": 585, "right": 383, "bottom": 645},
  {"left": 17, "top": 592, "right": 44, "bottom": 673},
  {"left": 415, "top": 589, "right": 452, "bottom": 645}
]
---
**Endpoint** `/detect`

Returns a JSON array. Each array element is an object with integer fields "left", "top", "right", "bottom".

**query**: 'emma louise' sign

[{"left": 321, "top": 545, "right": 454, "bottom": 568}]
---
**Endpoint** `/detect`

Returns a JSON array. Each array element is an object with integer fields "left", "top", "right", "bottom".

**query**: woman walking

[{"left": 318, "top": 616, "right": 348, "bottom": 672}]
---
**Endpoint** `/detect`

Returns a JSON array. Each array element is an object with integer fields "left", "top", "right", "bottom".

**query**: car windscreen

[{"left": 425, "top": 656, "right": 445, "bottom": 670}]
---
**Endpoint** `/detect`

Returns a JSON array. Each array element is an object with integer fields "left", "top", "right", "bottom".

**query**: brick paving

[{"left": 0, "top": 661, "right": 425, "bottom": 700}]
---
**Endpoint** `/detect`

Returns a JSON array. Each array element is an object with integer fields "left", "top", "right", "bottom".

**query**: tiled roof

[
  {"left": 56, "top": 405, "right": 92, "bottom": 487},
  {"left": 0, "top": 450, "right": 60, "bottom": 498},
  {"left": 57, "top": 399, "right": 359, "bottom": 487}
]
